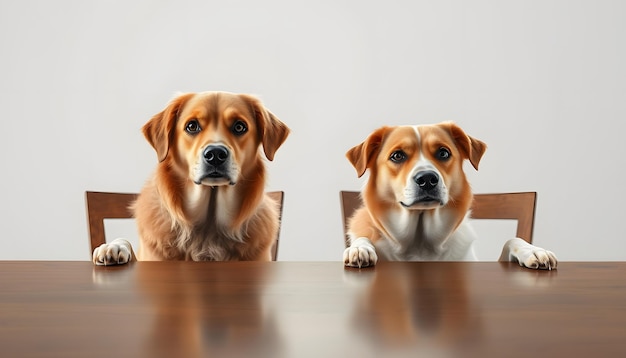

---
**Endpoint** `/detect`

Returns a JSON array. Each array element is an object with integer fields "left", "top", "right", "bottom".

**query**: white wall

[{"left": 1, "top": 0, "right": 625, "bottom": 261}]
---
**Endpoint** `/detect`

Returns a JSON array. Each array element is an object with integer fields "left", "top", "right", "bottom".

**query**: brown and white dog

[
  {"left": 93, "top": 91, "right": 289, "bottom": 265},
  {"left": 343, "top": 122, "right": 557, "bottom": 269}
]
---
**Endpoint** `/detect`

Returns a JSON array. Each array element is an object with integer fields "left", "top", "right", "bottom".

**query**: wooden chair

[
  {"left": 85, "top": 190, "right": 285, "bottom": 261},
  {"left": 469, "top": 192, "right": 536, "bottom": 244},
  {"left": 339, "top": 191, "right": 537, "bottom": 247},
  {"left": 266, "top": 191, "right": 285, "bottom": 261},
  {"left": 85, "top": 191, "right": 138, "bottom": 257}
]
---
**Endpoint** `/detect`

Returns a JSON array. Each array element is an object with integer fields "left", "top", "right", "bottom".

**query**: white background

[{"left": 1, "top": 0, "right": 624, "bottom": 261}]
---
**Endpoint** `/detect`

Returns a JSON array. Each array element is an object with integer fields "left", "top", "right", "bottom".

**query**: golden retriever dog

[
  {"left": 93, "top": 91, "right": 289, "bottom": 264},
  {"left": 343, "top": 122, "right": 557, "bottom": 269}
]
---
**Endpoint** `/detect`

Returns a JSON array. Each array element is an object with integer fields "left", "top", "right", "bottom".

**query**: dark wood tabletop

[{"left": 1, "top": 261, "right": 625, "bottom": 357}]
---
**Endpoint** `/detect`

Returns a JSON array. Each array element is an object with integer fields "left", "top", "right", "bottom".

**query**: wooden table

[{"left": 1, "top": 261, "right": 625, "bottom": 357}]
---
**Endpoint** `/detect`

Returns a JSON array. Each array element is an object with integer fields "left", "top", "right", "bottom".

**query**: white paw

[
  {"left": 504, "top": 238, "right": 558, "bottom": 270},
  {"left": 517, "top": 248, "right": 558, "bottom": 270},
  {"left": 92, "top": 238, "right": 134, "bottom": 266},
  {"left": 343, "top": 237, "right": 378, "bottom": 268}
]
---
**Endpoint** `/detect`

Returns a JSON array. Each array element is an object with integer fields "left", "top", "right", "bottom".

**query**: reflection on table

[{"left": 1, "top": 261, "right": 624, "bottom": 357}]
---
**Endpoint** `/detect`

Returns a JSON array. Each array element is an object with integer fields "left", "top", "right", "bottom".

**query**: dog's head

[
  {"left": 142, "top": 92, "right": 289, "bottom": 186},
  {"left": 346, "top": 122, "right": 486, "bottom": 210}
]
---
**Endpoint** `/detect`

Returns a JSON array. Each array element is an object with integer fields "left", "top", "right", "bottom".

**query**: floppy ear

[
  {"left": 446, "top": 122, "right": 487, "bottom": 170},
  {"left": 241, "top": 94, "right": 290, "bottom": 161},
  {"left": 142, "top": 93, "right": 194, "bottom": 162},
  {"left": 346, "top": 127, "right": 389, "bottom": 178}
]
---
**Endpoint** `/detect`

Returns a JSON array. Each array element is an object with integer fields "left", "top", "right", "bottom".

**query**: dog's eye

[
  {"left": 185, "top": 120, "right": 201, "bottom": 134},
  {"left": 389, "top": 150, "right": 407, "bottom": 163},
  {"left": 232, "top": 120, "right": 248, "bottom": 136},
  {"left": 436, "top": 147, "right": 451, "bottom": 161}
]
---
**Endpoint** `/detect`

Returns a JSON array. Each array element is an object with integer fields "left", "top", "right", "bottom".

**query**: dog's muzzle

[
  {"left": 400, "top": 170, "right": 445, "bottom": 208},
  {"left": 194, "top": 144, "right": 235, "bottom": 186}
]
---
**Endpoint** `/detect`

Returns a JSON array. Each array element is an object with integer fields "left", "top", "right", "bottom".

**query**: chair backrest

[
  {"left": 266, "top": 191, "right": 284, "bottom": 261},
  {"left": 85, "top": 190, "right": 285, "bottom": 261},
  {"left": 85, "top": 191, "right": 139, "bottom": 256},
  {"left": 339, "top": 191, "right": 537, "bottom": 247},
  {"left": 469, "top": 192, "right": 536, "bottom": 243}
]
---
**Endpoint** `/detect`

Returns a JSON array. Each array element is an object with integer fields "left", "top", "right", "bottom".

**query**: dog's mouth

[
  {"left": 195, "top": 171, "right": 235, "bottom": 186},
  {"left": 206, "top": 172, "right": 225, "bottom": 179},
  {"left": 400, "top": 196, "right": 444, "bottom": 209}
]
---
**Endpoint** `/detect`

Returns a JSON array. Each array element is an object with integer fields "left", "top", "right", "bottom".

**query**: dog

[
  {"left": 93, "top": 91, "right": 289, "bottom": 265},
  {"left": 343, "top": 122, "right": 557, "bottom": 269}
]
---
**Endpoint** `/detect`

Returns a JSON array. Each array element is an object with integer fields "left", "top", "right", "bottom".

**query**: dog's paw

[
  {"left": 502, "top": 238, "right": 558, "bottom": 270},
  {"left": 516, "top": 248, "right": 558, "bottom": 270},
  {"left": 92, "top": 238, "right": 134, "bottom": 266},
  {"left": 343, "top": 237, "right": 378, "bottom": 268}
]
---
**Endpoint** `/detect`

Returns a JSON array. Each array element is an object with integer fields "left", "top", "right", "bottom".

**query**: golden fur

[
  {"left": 343, "top": 122, "right": 557, "bottom": 269},
  {"left": 93, "top": 91, "right": 289, "bottom": 264}
]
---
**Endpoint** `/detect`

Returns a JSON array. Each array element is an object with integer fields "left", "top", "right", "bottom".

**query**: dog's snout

[
  {"left": 203, "top": 145, "right": 229, "bottom": 166},
  {"left": 414, "top": 171, "right": 439, "bottom": 191}
]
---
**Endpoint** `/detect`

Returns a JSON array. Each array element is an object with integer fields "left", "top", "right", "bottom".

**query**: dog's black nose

[
  {"left": 414, "top": 171, "right": 439, "bottom": 190},
  {"left": 203, "top": 145, "right": 229, "bottom": 166}
]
